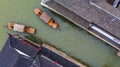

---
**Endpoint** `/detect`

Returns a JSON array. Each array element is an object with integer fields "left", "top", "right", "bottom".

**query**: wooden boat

[
  {"left": 34, "top": 8, "right": 58, "bottom": 29},
  {"left": 7, "top": 22, "right": 36, "bottom": 34}
]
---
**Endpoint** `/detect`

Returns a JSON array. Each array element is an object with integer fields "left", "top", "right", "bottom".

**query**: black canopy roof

[{"left": 0, "top": 34, "right": 62, "bottom": 67}]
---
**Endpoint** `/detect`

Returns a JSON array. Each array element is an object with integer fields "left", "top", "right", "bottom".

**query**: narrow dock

[{"left": 41, "top": 0, "right": 120, "bottom": 51}]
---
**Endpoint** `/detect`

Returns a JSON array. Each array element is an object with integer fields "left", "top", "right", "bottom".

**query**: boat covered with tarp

[{"left": 0, "top": 34, "right": 85, "bottom": 67}]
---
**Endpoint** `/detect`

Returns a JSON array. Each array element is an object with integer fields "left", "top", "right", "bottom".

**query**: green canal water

[{"left": 0, "top": 0, "right": 120, "bottom": 67}]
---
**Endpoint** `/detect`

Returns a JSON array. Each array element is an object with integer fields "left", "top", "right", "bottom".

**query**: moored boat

[
  {"left": 0, "top": 34, "right": 86, "bottom": 67},
  {"left": 34, "top": 8, "right": 58, "bottom": 29},
  {"left": 7, "top": 22, "right": 36, "bottom": 34}
]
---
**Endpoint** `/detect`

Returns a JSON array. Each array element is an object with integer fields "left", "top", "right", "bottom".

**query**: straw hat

[
  {"left": 7, "top": 22, "right": 14, "bottom": 29},
  {"left": 52, "top": 23, "right": 58, "bottom": 29},
  {"left": 34, "top": 8, "right": 42, "bottom": 15}
]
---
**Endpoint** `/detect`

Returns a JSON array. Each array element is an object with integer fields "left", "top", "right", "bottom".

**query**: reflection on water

[{"left": 0, "top": 0, "right": 120, "bottom": 67}]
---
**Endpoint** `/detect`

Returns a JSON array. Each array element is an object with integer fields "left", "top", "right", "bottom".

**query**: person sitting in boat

[
  {"left": 7, "top": 22, "right": 36, "bottom": 34},
  {"left": 34, "top": 8, "right": 58, "bottom": 29}
]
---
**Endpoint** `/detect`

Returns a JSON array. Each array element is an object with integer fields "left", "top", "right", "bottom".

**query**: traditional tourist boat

[
  {"left": 7, "top": 22, "right": 36, "bottom": 34},
  {"left": 34, "top": 8, "right": 58, "bottom": 29}
]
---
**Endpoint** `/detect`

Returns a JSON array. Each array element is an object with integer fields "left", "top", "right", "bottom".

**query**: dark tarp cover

[{"left": 0, "top": 34, "right": 63, "bottom": 67}]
